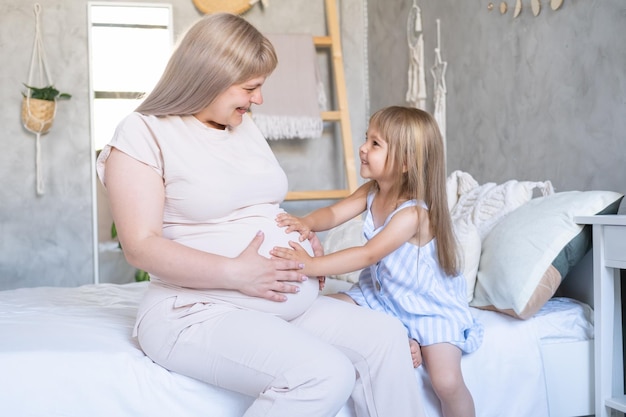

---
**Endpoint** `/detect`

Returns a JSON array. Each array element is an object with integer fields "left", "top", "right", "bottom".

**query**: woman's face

[{"left": 194, "top": 76, "right": 266, "bottom": 129}]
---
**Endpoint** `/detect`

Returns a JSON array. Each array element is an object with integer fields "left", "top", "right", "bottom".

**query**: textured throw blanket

[{"left": 252, "top": 33, "right": 325, "bottom": 140}]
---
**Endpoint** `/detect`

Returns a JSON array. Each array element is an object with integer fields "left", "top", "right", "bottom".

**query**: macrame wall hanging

[
  {"left": 405, "top": 4, "right": 448, "bottom": 165},
  {"left": 21, "top": 4, "right": 70, "bottom": 196},
  {"left": 405, "top": 0, "right": 426, "bottom": 109},
  {"left": 431, "top": 18, "right": 448, "bottom": 148}
]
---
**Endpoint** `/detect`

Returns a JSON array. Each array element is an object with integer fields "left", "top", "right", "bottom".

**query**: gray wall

[
  {"left": 5, "top": 0, "right": 622, "bottom": 291},
  {"left": 369, "top": 0, "right": 626, "bottom": 194},
  {"left": 1, "top": 1, "right": 93, "bottom": 289},
  {"left": 0, "top": 0, "right": 368, "bottom": 290}
]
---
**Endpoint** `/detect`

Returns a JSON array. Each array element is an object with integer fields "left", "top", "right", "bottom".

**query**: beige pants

[{"left": 137, "top": 294, "right": 425, "bottom": 417}]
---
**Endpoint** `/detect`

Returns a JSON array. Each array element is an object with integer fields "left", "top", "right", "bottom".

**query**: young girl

[{"left": 272, "top": 106, "right": 483, "bottom": 417}]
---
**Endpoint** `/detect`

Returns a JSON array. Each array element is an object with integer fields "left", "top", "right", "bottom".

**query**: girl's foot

[{"left": 409, "top": 338, "right": 422, "bottom": 368}]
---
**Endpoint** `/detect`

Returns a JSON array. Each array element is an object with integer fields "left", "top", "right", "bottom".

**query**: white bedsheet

[{"left": 0, "top": 282, "right": 590, "bottom": 417}]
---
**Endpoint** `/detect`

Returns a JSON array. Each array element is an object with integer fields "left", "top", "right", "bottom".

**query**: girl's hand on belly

[
  {"left": 270, "top": 240, "right": 313, "bottom": 265},
  {"left": 307, "top": 232, "right": 326, "bottom": 290},
  {"left": 270, "top": 232, "right": 326, "bottom": 291},
  {"left": 275, "top": 212, "right": 310, "bottom": 242}
]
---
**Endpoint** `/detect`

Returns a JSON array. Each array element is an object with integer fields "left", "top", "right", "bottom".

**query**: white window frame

[
  {"left": 88, "top": 2, "right": 173, "bottom": 284},
  {"left": 87, "top": 1, "right": 173, "bottom": 151}
]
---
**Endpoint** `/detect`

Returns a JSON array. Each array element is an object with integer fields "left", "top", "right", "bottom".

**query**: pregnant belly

[{"left": 172, "top": 214, "right": 319, "bottom": 320}]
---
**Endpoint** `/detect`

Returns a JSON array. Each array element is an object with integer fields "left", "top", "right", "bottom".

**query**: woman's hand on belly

[{"left": 233, "top": 230, "right": 308, "bottom": 302}]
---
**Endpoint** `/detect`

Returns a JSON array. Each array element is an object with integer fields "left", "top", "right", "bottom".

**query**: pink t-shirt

[{"left": 97, "top": 112, "right": 317, "bottom": 320}]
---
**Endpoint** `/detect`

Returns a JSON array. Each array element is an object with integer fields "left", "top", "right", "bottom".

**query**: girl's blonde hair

[
  {"left": 369, "top": 106, "right": 459, "bottom": 276},
  {"left": 136, "top": 13, "right": 277, "bottom": 116}
]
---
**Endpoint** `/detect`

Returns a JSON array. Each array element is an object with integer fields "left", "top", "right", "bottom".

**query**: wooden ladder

[{"left": 285, "top": 0, "right": 358, "bottom": 201}]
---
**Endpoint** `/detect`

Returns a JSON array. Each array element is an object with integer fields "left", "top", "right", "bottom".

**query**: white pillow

[
  {"left": 471, "top": 190, "right": 623, "bottom": 318},
  {"left": 322, "top": 217, "right": 366, "bottom": 283}
]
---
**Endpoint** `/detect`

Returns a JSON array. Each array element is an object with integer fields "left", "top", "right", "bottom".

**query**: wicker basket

[{"left": 21, "top": 97, "right": 56, "bottom": 134}]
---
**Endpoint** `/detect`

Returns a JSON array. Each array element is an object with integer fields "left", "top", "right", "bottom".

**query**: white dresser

[{"left": 575, "top": 215, "right": 626, "bottom": 417}]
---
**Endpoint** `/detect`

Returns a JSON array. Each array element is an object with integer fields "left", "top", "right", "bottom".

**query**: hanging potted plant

[
  {"left": 21, "top": 3, "right": 72, "bottom": 196},
  {"left": 21, "top": 84, "right": 71, "bottom": 135}
]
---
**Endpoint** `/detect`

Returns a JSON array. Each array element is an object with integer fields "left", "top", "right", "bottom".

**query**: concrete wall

[
  {"left": 368, "top": 0, "right": 626, "bottom": 193},
  {"left": 1, "top": 0, "right": 93, "bottom": 289},
  {"left": 6, "top": 0, "right": 622, "bottom": 291},
  {"left": 0, "top": 0, "right": 368, "bottom": 290}
]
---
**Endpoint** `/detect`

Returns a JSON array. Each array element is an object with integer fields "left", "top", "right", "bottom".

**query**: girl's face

[
  {"left": 359, "top": 127, "right": 391, "bottom": 181},
  {"left": 194, "top": 76, "right": 266, "bottom": 129}
]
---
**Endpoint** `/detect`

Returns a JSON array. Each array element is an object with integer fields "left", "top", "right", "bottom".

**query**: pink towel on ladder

[{"left": 252, "top": 33, "right": 325, "bottom": 140}]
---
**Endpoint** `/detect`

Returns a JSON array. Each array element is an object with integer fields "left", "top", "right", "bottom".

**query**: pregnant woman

[{"left": 97, "top": 12, "right": 425, "bottom": 417}]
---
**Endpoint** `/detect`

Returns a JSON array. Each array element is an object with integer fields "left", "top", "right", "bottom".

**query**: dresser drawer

[{"left": 604, "top": 225, "right": 626, "bottom": 267}]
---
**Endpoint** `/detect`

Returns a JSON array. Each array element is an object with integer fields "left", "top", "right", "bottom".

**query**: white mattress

[
  {"left": 533, "top": 296, "right": 594, "bottom": 343},
  {"left": 0, "top": 282, "right": 592, "bottom": 417}
]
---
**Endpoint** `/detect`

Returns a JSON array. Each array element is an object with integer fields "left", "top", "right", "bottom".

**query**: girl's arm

[
  {"left": 276, "top": 182, "right": 371, "bottom": 241},
  {"left": 105, "top": 148, "right": 306, "bottom": 302},
  {"left": 271, "top": 205, "right": 421, "bottom": 277}
]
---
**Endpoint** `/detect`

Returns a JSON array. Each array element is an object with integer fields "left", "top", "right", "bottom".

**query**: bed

[
  {"left": 0, "top": 174, "right": 622, "bottom": 417},
  {"left": 0, "top": 276, "right": 593, "bottom": 417}
]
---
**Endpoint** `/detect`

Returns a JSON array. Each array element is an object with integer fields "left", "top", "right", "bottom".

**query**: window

[{"left": 88, "top": 2, "right": 173, "bottom": 150}]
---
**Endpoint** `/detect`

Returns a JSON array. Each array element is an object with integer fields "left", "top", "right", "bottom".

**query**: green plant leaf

[
  {"left": 111, "top": 222, "right": 122, "bottom": 250},
  {"left": 135, "top": 269, "right": 150, "bottom": 282},
  {"left": 22, "top": 84, "right": 71, "bottom": 101}
]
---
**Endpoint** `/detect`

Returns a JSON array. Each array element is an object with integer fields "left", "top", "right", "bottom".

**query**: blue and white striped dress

[{"left": 345, "top": 193, "right": 483, "bottom": 353}]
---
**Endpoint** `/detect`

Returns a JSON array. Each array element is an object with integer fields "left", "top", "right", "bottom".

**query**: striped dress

[{"left": 345, "top": 193, "right": 483, "bottom": 353}]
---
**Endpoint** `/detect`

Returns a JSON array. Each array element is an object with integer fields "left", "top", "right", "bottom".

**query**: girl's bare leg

[{"left": 421, "top": 343, "right": 475, "bottom": 417}]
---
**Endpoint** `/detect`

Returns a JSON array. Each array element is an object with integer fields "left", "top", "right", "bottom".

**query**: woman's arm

[
  {"left": 105, "top": 148, "right": 306, "bottom": 302},
  {"left": 271, "top": 206, "right": 422, "bottom": 277}
]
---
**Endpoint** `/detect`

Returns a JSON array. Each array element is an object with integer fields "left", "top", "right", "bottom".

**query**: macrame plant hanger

[{"left": 22, "top": 3, "right": 56, "bottom": 196}]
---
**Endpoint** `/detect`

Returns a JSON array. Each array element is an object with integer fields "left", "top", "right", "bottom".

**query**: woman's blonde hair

[
  {"left": 136, "top": 13, "right": 277, "bottom": 115},
  {"left": 368, "top": 106, "right": 459, "bottom": 276}
]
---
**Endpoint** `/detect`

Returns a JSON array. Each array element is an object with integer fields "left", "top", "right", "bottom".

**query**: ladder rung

[
  {"left": 321, "top": 111, "right": 341, "bottom": 121},
  {"left": 285, "top": 189, "right": 352, "bottom": 201},
  {"left": 313, "top": 36, "right": 332, "bottom": 47}
]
